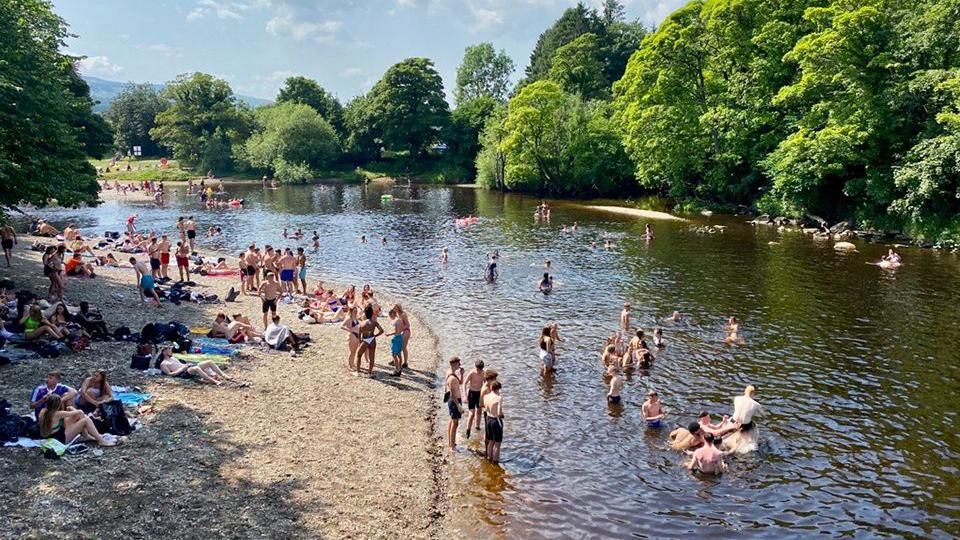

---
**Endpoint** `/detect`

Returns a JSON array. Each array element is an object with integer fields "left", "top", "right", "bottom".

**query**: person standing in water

[
  {"left": 483, "top": 381, "right": 504, "bottom": 463},
  {"left": 538, "top": 272, "right": 553, "bottom": 294},
  {"left": 725, "top": 385, "right": 762, "bottom": 453},
  {"left": 641, "top": 390, "right": 665, "bottom": 428},
  {"left": 485, "top": 250, "right": 499, "bottom": 282},
  {"left": 606, "top": 365, "right": 623, "bottom": 404},
  {"left": 185, "top": 216, "right": 197, "bottom": 253},
  {"left": 687, "top": 433, "right": 727, "bottom": 474},
  {"left": 463, "top": 360, "right": 486, "bottom": 439},
  {"left": 445, "top": 357, "right": 464, "bottom": 451},
  {"left": 440, "top": 247, "right": 448, "bottom": 264},
  {"left": 620, "top": 303, "right": 631, "bottom": 329},
  {"left": 644, "top": 223, "right": 654, "bottom": 240},
  {"left": 539, "top": 325, "right": 557, "bottom": 374}
]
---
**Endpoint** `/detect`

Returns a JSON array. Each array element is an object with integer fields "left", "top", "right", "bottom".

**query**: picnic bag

[{"left": 97, "top": 400, "right": 132, "bottom": 436}]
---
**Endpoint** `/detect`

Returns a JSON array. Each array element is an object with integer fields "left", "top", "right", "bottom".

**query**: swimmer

[
  {"left": 666, "top": 311, "right": 681, "bottom": 322},
  {"left": 311, "top": 231, "right": 319, "bottom": 249},
  {"left": 463, "top": 360, "right": 485, "bottom": 439},
  {"left": 360, "top": 235, "right": 368, "bottom": 244},
  {"left": 723, "top": 385, "right": 762, "bottom": 454},
  {"left": 606, "top": 365, "right": 623, "bottom": 404},
  {"left": 539, "top": 325, "right": 557, "bottom": 374},
  {"left": 604, "top": 239, "right": 614, "bottom": 250},
  {"left": 653, "top": 328, "right": 665, "bottom": 348},
  {"left": 544, "top": 259, "right": 551, "bottom": 270},
  {"left": 724, "top": 316, "right": 743, "bottom": 345},
  {"left": 282, "top": 228, "right": 288, "bottom": 239},
  {"left": 670, "top": 421, "right": 705, "bottom": 451},
  {"left": 697, "top": 411, "right": 738, "bottom": 438},
  {"left": 571, "top": 222, "right": 577, "bottom": 232},
  {"left": 687, "top": 433, "right": 727, "bottom": 474},
  {"left": 485, "top": 250, "right": 499, "bottom": 282},
  {"left": 440, "top": 247, "right": 448, "bottom": 264},
  {"left": 883, "top": 248, "right": 902, "bottom": 264},
  {"left": 538, "top": 272, "right": 553, "bottom": 294},
  {"left": 590, "top": 242, "right": 597, "bottom": 250},
  {"left": 641, "top": 390, "right": 664, "bottom": 428},
  {"left": 620, "top": 303, "right": 630, "bottom": 329},
  {"left": 644, "top": 223, "right": 654, "bottom": 240},
  {"left": 482, "top": 381, "right": 504, "bottom": 463},
  {"left": 601, "top": 345, "right": 620, "bottom": 369}
]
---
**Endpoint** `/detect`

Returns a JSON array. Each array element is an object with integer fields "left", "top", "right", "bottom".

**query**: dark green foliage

[
  {"left": 0, "top": 0, "right": 102, "bottom": 212},
  {"left": 104, "top": 83, "right": 168, "bottom": 156},
  {"left": 367, "top": 58, "right": 450, "bottom": 157},
  {"left": 446, "top": 96, "right": 499, "bottom": 179},
  {"left": 276, "top": 76, "right": 345, "bottom": 137},
  {"left": 454, "top": 43, "right": 514, "bottom": 105},
  {"left": 525, "top": 3, "right": 605, "bottom": 84}
]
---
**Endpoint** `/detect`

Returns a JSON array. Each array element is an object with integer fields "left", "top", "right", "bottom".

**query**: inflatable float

[{"left": 200, "top": 268, "right": 239, "bottom": 277}]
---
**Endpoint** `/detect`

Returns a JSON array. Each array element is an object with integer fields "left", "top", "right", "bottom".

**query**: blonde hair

[{"left": 745, "top": 385, "right": 756, "bottom": 396}]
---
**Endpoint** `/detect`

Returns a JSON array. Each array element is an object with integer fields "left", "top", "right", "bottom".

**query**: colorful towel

[
  {"left": 174, "top": 353, "right": 231, "bottom": 365},
  {"left": 114, "top": 391, "right": 152, "bottom": 406}
]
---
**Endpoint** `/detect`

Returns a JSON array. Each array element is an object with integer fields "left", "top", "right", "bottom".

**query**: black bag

[
  {"left": 130, "top": 354, "right": 151, "bottom": 370},
  {"left": 113, "top": 326, "right": 132, "bottom": 341},
  {"left": 140, "top": 323, "right": 160, "bottom": 344},
  {"left": 35, "top": 342, "right": 62, "bottom": 358},
  {"left": 172, "top": 337, "right": 193, "bottom": 353},
  {"left": 137, "top": 343, "right": 155, "bottom": 356},
  {"left": 97, "top": 400, "right": 132, "bottom": 436},
  {"left": 0, "top": 414, "right": 23, "bottom": 444}
]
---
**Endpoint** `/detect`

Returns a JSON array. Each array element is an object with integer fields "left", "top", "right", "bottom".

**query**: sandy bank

[
  {"left": 579, "top": 204, "right": 688, "bottom": 222},
  {"left": 0, "top": 242, "right": 446, "bottom": 539}
]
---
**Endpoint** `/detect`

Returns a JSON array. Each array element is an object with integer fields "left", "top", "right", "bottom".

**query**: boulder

[
  {"left": 833, "top": 241, "right": 857, "bottom": 251},
  {"left": 829, "top": 221, "right": 851, "bottom": 234}
]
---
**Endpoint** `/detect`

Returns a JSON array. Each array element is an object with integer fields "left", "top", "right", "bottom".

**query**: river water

[{"left": 27, "top": 183, "right": 960, "bottom": 538}]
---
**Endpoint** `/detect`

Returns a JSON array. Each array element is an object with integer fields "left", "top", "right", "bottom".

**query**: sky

[{"left": 55, "top": 0, "right": 687, "bottom": 104}]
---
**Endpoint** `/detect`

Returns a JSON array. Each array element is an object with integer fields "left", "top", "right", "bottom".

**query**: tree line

[{"left": 4, "top": 0, "right": 960, "bottom": 242}]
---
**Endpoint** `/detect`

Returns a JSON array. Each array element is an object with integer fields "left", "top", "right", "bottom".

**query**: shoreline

[{"left": 0, "top": 239, "right": 448, "bottom": 538}]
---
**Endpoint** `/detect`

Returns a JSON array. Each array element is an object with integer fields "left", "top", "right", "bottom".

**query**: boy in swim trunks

[
  {"left": 185, "top": 217, "right": 197, "bottom": 252},
  {"left": 607, "top": 365, "right": 623, "bottom": 404},
  {"left": 158, "top": 234, "right": 171, "bottom": 280},
  {"left": 175, "top": 242, "right": 191, "bottom": 282},
  {"left": 641, "top": 390, "right": 665, "bottom": 428},
  {"left": 278, "top": 248, "right": 296, "bottom": 295},
  {"left": 445, "top": 357, "right": 464, "bottom": 451},
  {"left": 387, "top": 308, "right": 404, "bottom": 376},
  {"left": 296, "top": 248, "right": 308, "bottom": 294},
  {"left": 130, "top": 257, "right": 161, "bottom": 308},
  {"left": 147, "top": 237, "right": 161, "bottom": 279},
  {"left": 258, "top": 271, "right": 281, "bottom": 329},
  {"left": 1, "top": 224, "right": 17, "bottom": 267},
  {"left": 463, "top": 360, "right": 486, "bottom": 439},
  {"left": 483, "top": 380, "right": 504, "bottom": 463}
]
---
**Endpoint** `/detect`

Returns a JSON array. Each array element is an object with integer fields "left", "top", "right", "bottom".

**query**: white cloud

[
  {"left": 470, "top": 5, "right": 502, "bottom": 31},
  {"left": 186, "top": 0, "right": 250, "bottom": 21},
  {"left": 76, "top": 56, "right": 124, "bottom": 77},
  {"left": 266, "top": 12, "right": 342, "bottom": 41},
  {"left": 342, "top": 67, "right": 364, "bottom": 77}
]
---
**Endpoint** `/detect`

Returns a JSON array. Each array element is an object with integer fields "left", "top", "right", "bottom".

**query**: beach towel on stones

[{"left": 174, "top": 353, "right": 231, "bottom": 365}]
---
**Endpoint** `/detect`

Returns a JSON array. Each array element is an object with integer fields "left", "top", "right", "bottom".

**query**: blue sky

[{"left": 57, "top": 0, "right": 686, "bottom": 103}]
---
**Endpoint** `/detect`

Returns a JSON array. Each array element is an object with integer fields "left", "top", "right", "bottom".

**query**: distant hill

[{"left": 83, "top": 75, "right": 272, "bottom": 112}]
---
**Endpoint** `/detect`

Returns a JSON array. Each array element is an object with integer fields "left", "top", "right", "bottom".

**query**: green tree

[
  {"left": 548, "top": 33, "right": 609, "bottom": 99},
  {"left": 602, "top": 0, "right": 626, "bottom": 25},
  {"left": 150, "top": 72, "right": 251, "bottom": 173},
  {"left": 367, "top": 58, "right": 450, "bottom": 156},
  {"left": 454, "top": 43, "right": 515, "bottom": 105},
  {"left": 476, "top": 106, "right": 509, "bottom": 190},
  {"left": 104, "top": 83, "right": 168, "bottom": 156},
  {"left": 447, "top": 96, "right": 499, "bottom": 177},
  {"left": 0, "top": 0, "right": 101, "bottom": 212},
  {"left": 276, "top": 76, "right": 345, "bottom": 136},
  {"left": 343, "top": 94, "right": 380, "bottom": 163},
  {"left": 525, "top": 3, "right": 605, "bottom": 83},
  {"left": 243, "top": 102, "right": 340, "bottom": 183}
]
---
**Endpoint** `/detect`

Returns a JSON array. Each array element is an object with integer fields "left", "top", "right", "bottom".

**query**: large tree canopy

[
  {"left": 276, "top": 76, "right": 345, "bottom": 136},
  {"left": 525, "top": 3, "right": 605, "bottom": 84},
  {"left": 150, "top": 72, "right": 251, "bottom": 173},
  {"left": 104, "top": 83, "right": 168, "bottom": 157},
  {"left": 367, "top": 57, "right": 450, "bottom": 156},
  {"left": 454, "top": 43, "right": 515, "bottom": 105},
  {"left": 242, "top": 102, "right": 339, "bottom": 183},
  {"left": 0, "top": 0, "right": 102, "bottom": 212},
  {"left": 548, "top": 33, "right": 609, "bottom": 100}
]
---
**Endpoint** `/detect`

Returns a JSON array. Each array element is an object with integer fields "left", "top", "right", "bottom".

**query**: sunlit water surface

[{"left": 26, "top": 184, "right": 960, "bottom": 538}]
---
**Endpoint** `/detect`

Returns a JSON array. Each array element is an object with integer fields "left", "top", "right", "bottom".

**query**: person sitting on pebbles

[
  {"left": 39, "top": 393, "right": 119, "bottom": 447},
  {"left": 158, "top": 346, "right": 230, "bottom": 385}
]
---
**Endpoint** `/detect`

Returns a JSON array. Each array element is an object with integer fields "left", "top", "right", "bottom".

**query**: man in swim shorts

[
  {"left": 242, "top": 244, "right": 259, "bottom": 293},
  {"left": 1, "top": 224, "right": 17, "bottom": 267},
  {"left": 258, "top": 271, "right": 281, "bottom": 329},
  {"left": 641, "top": 390, "right": 665, "bottom": 428},
  {"left": 670, "top": 421, "right": 705, "bottom": 451},
  {"left": 687, "top": 433, "right": 726, "bottom": 474},
  {"left": 607, "top": 365, "right": 623, "bottom": 404},
  {"left": 147, "top": 237, "right": 161, "bottom": 279},
  {"left": 445, "top": 357, "right": 464, "bottom": 451},
  {"left": 296, "top": 247, "right": 308, "bottom": 294},
  {"left": 130, "top": 257, "right": 161, "bottom": 308},
  {"left": 185, "top": 216, "right": 197, "bottom": 252},
  {"left": 483, "top": 380, "right": 504, "bottom": 463},
  {"left": 463, "top": 360, "right": 486, "bottom": 438},
  {"left": 158, "top": 234, "right": 171, "bottom": 280},
  {"left": 278, "top": 248, "right": 296, "bottom": 295},
  {"left": 175, "top": 242, "right": 191, "bottom": 282},
  {"left": 620, "top": 303, "right": 630, "bottom": 329}
]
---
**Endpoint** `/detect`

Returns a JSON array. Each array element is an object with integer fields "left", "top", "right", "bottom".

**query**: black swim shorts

[
  {"left": 150, "top": 258, "right": 161, "bottom": 270},
  {"left": 467, "top": 389, "right": 481, "bottom": 410},
  {"left": 485, "top": 416, "right": 503, "bottom": 442},
  {"left": 262, "top": 298, "right": 277, "bottom": 314},
  {"left": 447, "top": 399, "right": 462, "bottom": 420},
  {"left": 186, "top": 230, "right": 196, "bottom": 239},
  {"left": 1, "top": 239, "right": 13, "bottom": 250}
]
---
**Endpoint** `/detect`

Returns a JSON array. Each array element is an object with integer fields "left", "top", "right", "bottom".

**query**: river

[{"left": 26, "top": 183, "right": 960, "bottom": 538}]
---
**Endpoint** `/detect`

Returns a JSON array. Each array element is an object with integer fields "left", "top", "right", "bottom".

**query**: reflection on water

[{"left": 25, "top": 183, "right": 960, "bottom": 538}]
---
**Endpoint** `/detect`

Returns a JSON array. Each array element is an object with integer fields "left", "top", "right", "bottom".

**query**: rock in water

[{"left": 833, "top": 241, "right": 857, "bottom": 252}]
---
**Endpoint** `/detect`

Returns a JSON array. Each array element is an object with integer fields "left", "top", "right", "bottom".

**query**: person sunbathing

[
  {"left": 158, "top": 346, "right": 229, "bottom": 385},
  {"left": 36, "top": 221, "right": 59, "bottom": 237},
  {"left": 95, "top": 253, "right": 121, "bottom": 267},
  {"left": 199, "top": 257, "right": 230, "bottom": 273},
  {"left": 20, "top": 304, "right": 64, "bottom": 340},
  {"left": 210, "top": 313, "right": 231, "bottom": 338},
  {"left": 227, "top": 314, "right": 262, "bottom": 341},
  {"left": 68, "top": 237, "right": 96, "bottom": 256},
  {"left": 75, "top": 369, "right": 114, "bottom": 413},
  {"left": 39, "top": 393, "right": 118, "bottom": 446}
]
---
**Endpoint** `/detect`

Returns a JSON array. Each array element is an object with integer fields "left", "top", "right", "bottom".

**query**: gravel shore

[{"left": 0, "top": 236, "right": 448, "bottom": 539}]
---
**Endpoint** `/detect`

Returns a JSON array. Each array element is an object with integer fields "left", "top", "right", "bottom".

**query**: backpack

[
  {"left": 130, "top": 354, "right": 151, "bottom": 370},
  {"left": 113, "top": 326, "right": 132, "bottom": 341},
  {"left": 137, "top": 343, "right": 155, "bottom": 356},
  {"left": 140, "top": 323, "right": 160, "bottom": 344},
  {"left": 35, "top": 342, "right": 62, "bottom": 358},
  {"left": 97, "top": 400, "right": 132, "bottom": 436}
]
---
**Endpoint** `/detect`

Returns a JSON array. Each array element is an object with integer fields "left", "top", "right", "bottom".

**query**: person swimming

[
  {"left": 653, "top": 328, "right": 665, "bottom": 348},
  {"left": 538, "top": 272, "right": 553, "bottom": 294},
  {"left": 485, "top": 250, "right": 499, "bottom": 282}
]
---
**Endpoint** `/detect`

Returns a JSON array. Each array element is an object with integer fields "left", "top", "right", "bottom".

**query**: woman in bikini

[
  {"left": 39, "top": 394, "right": 116, "bottom": 447},
  {"left": 341, "top": 306, "right": 362, "bottom": 371},
  {"left": 354, "top": 304, "right": 384, "bottom": 376},
  {"left": 539, "top": 325, "right": 557, "bottom": 375},
  {"left": 21, "top": 305, "right": 64, "bottom": 340},
  {"left": 393, "top": 303, "right": 411, "bottom": 368}
]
